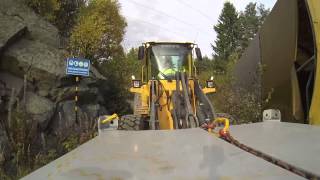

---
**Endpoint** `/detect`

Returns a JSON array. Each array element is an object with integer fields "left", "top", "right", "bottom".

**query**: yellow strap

[
  {"left": 101, "top": 113, "right": 119, "bottom": 124},
  {"left": 213, "top": 117, "right": 230, "bottom": 133}
]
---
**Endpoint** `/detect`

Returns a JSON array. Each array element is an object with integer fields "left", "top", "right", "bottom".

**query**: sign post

[
  {"left": 66, "top": 58, "right": 90, "bottom": 77},
  {"left": 66, "top": 58, "right": 91, "bottom": 124}
]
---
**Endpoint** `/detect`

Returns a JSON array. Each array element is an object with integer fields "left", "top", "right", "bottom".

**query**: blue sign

[{"left": 66, "top": 58, "right": 90, "bottom": 76}]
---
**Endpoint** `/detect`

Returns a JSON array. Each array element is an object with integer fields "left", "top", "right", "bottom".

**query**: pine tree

[
  {"left": 258, "top": 4, "right": 270, "bottom": 27},
  {"left": 212, "top": 2, "right": 240, "bottom": 61},
  {"left": 239, "top": 2, "right": 260, "bottom": 51},
  {"left": 239, "top": 3, "right": 270, "bottom": 53}
]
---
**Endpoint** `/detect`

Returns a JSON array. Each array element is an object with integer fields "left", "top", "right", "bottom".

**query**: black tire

[
  {"left": 196, "top": 106, "right": 207, "bottom": 125},
  {"left": 118, "top": 115, "right": 146, "bottom": 130}
]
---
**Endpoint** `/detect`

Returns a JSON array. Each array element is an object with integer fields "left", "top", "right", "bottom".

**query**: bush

[{"left": 197, "top": 55, "right": 262, "bottom": 124}]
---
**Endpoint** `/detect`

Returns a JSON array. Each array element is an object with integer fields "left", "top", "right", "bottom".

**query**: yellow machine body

[
  {"left": 307, "top": 0, "right": 320, "bottom": 125},
  {"left": 130, "top": 42, "right": 216, "bottom": 130},
  {"left": 131, "top": 80, "right": 216, "bottom": 130}
]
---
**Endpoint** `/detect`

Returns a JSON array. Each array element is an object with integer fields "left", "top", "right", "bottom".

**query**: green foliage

[
  {"left": 258, "top": 4, "right": 271, "bottom": 27},
  {"left": 126, "top": 48, "right": 141, "bottom": 78},
  {"left": 197, "top": 54, "right": 262, "bottom": 124},
  {"left": 67, "top": 0, "right": 132, "bottom": 115},
  {"left": 0, "top": 168, "right": 10, "bottom": 180},
  {"left": 34, "top": 150, "right": 58, "bottom": 169},
  {"left": 69, "top": 0, "right": 127, "bottom": 64},
  {"left": 209, "top": 2, "right": 270, "bottom": 123},
  {"left": 238, "top": 2, "right": 260, "bottom": 51},
  {"left": 97, "top": 48, "right": 141, "bottom": 115},
  {"left": 25, "top": 0, "right": 85, "bottom": 38},
  {"left": 196, "top": 56, "right": 225, "bottom": 85},
  {"left": 212, "top": 2, "right": 270, "bottom": 59},
  {"left": 1, "top": 108, "right": 58, "bottom": 179},
  {"left": 238, "top": 3, "right": 270, "bottom": 52},
  {"left": 1, "top": 106, "right": 99, "bottom": 178},
  {"left": 54, "top": 0, "right": 86, "bottom": 37},
  {"left": 212, "top": 2, "right": 241, "bottom": 61},
  {"left": 9, "top": 110, "right": 37, "bottom": 171},
  {"left": 25, "top": 0, "right": 60, "bottom": 22},
  {"left": 62, "top": 135, "right": 78, "bottom": 152}
]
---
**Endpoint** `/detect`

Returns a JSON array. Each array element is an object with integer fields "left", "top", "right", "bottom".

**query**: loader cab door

[{"left": 149, "top": 44, "right": 192, "bottom": 80}]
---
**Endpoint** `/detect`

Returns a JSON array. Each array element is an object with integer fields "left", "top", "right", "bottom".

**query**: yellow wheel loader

[{"left": 118, "top": 42, "right": 217, "bottom": 130}]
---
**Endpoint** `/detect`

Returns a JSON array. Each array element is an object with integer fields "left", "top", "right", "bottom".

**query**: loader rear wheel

[{"left": 118, "top": 115, "right": 146, "bottom": 130}]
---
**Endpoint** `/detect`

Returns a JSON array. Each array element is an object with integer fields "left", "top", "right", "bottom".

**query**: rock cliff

[{"left": 0, "top": 0, "right": 108, "bottom": 169}]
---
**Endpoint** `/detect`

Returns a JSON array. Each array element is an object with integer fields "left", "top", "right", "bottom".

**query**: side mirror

[
  {"left": 138, "top": 46, "right": 145, "bottom": 60},
  {"left": 132, "top": 80, "right": 142, "bottom": 88},
  {"left": 202, "top": 78, "right": 216, "bottom": 94},
  {"left": 195, "top": 47, "right": 202, "bottom": 61},
  {"left": 207, "top": 76, "right": 215, "bottom": 88},
  {"left": 206, "top": 80, "right": 215, "bottom": 88}
]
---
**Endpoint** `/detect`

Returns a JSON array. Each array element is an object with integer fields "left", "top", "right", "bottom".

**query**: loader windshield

[{"left": 150, "top": 44, "right": 190, "bottom": 79}]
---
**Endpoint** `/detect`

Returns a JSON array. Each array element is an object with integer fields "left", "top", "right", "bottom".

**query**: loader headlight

[
  {"left": 206, "top": 80, "right": 215, "bottom": 88},
  {"left": 132, "top": 80, "right": 141, "bottom": 88}
]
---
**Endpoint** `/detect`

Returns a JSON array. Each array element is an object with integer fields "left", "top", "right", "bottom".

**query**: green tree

[
  {"left": 239, "top": 2, "right": 260, "bottom": 51},
  {"left": 195, "top": 56, "right": 213, "bottom": 76},
  {"left": 125, "top": 48, "right": 141, "bottom": 78},
  {"left": 54, "top": 0, "right": 86, "bottom": 38},
  {"left": 238, "top": 3, "right": 270, "bottom": 52},
  {"left": 25, "top": 0, "right": 60, "bottom": 22},
  {"left": 70, "top": 0, "right": 127, "bottom": 64},
  {"left": 212, "top": 2, "right": 240, "bottom": 61},
  {"left": 258, "top": 4, "right": 270, "bottom": 27},
  {"left": 25, "top": 0, "right": 85, "bottom": 40},
  {"left": 98, "top": 48, "right": 141, "bottom": 115}
]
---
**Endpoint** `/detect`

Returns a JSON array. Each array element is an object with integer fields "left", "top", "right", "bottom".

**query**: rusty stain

[
  {"left": 111, "top": 177, "right": 124, "bottom": 180},
  {"left": 78, "top": 169, "right": 104, "bottom": 180},
  {"left": 159, "top": 165, "right": 175, "bottom": 173},
  {"left": 56, "top": 163, "right": 62, "bottom": 168},
  {"left": 219, "top": 176, "right": 232, "bottom": 180},
  {"left": 47, "top": 172, "right": 53, "bottom": 180},
  {"left": 144, "top": 155, "right": 170, "bottom": 166}
]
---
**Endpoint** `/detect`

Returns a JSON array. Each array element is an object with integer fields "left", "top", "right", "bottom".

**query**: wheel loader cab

[
  {"left": 138, "top": 42, "right": 196, "bottom": 81},
  {"left": 149, "top": 44, "right": 191, "bottom": 79},
  {"left": 127, "top": 42, "right": 217, "bottom": 131}
]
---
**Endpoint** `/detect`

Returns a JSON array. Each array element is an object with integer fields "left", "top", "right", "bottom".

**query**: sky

[{"left": 118, "top": 0, "right": 277, "bottom": 56}]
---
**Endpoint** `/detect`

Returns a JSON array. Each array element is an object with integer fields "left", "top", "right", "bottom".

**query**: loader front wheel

[{"left": 118, "top": 115, "right": 146, "bottom": 130}]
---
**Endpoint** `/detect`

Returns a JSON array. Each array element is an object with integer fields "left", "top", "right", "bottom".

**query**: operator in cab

[{"left": 158, "top": 56, "right": 176, "bottom": 79}]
